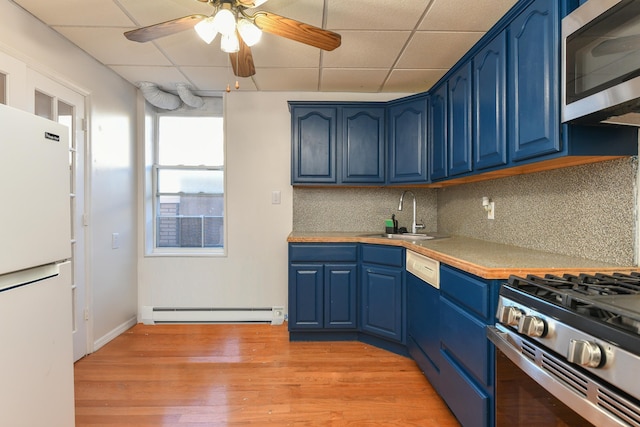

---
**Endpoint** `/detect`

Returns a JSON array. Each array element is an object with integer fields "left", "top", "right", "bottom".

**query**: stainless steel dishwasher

[{"left": 406, "top": 250, "right": 441, "bottom": 390}]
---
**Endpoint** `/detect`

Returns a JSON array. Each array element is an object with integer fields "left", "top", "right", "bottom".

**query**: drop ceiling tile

[
  {"left": 117, "top": 0, "right": 213, "bottom": 27},
  {"left": 180, "top": 66, "right": 257, "bottom": 92},
  {"left": 250, "top": 33, "right": 320, "bottom": 68},
  {"left": 153, "top": 31, "right": 230, "bottom": 67},
  {"left": 13, "top": 0, "right": 134, "bottom": 26},
  {"left": 323, "top": 31, "right": 410, "bottom": 68},
  {"left": 55, "top": 27, "right": 172, "bottom": 66},
  {"left": 108, "top": 65, "right": 188, "bottom": 90},
  {"left": 419, "top": 0, "right": 518, "bottom": 31},
  {"left": 254, "top": 0, "right": 325, "bottom": 28},
  {"left": 320, "top": 69, "right": 389, "bottom": 92},
  {"left": 397, "top": 32, "right": 484, "bottom": 69},
  {"left": 326, "top": 0, "right": 428, "bottom": 30},
  {"left": 252, "top": 68, "right": 319, "bottom": 92},
  {"left": 383, "top": 69, "right": 447, "bottom": 93}
]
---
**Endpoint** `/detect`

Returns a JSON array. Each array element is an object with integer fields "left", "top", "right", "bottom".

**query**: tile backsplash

[
  {"left": 293, "top": 187, "right": 438, "bottom": 234},
  {"left": 293, "top": 157, "right": 638, "bottom": 265},
  {"left": 438, "top": 157, "right": 637, "bottom": 265}
]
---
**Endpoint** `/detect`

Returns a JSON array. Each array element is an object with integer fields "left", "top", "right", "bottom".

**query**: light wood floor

[{"left": 74, "top": 323, "right": 459, "bottom": 426}]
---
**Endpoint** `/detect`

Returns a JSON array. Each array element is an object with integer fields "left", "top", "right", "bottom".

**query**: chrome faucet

[{"left": 398, "top": 190, "right": 425, "bottom": 234}]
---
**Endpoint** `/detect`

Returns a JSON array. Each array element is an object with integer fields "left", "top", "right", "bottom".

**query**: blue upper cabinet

[
  {"left": 342, "top": 106, "right": 385, "bottom": 184},
  {"left": 509, "top": 0, "right": 560, "bottom": 162},
  {"left": 474, "top": 31, "right": 508, "bottom": 170},
  {"left": 291, "top": 106, "right": 338, "bottom": 184},
  {"left": 388, "top": 96, "right": 429, "bottom": 184},
  {"left": 448, "top": 63, "right": 473, "bottom": 177},
  {"left": 429, "top": 83, "right": 448, "bottom": 181},
  {"left": 290, "top": 0, "right": 637, "bottom": 188},
  {"left": 290, "top": 102, "right": 385, "bottom": 185}
]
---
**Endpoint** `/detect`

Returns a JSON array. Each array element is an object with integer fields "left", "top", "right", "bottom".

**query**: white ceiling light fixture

[
  {"left": 237, "top": 18, "right": 262, "bottom": 46},
  {"left": 220, "top": 33, "right": 240, "bottom": 53},
  {"left": 194, "top": 16, "right": 217, "bottom": 44},
  {"left": 194, "top": 1, "right": 262, "bottom": 51},
  {"left": 212, "top": 4, "right": 236, "bottom": 36}
]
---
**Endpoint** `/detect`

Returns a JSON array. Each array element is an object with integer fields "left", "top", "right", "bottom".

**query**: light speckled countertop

[{"left": 287, "top": 232, "right": 637, "bottom": 279}]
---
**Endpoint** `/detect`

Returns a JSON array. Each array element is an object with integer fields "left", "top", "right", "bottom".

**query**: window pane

[
  {"left": 157, "top": 169, "right": 223, "bottom": 194},
  {"left": 156, "top": 194, "right": 223, "bottom": 248},
  {"left": 35, "top": 90, "right": 53, "bottom": 119},
  {"left": 0, "top": 73, "right": 5, "bottom": 104},
  {"left": 158, "top": 116, "right": 223, "bottom": 166}
]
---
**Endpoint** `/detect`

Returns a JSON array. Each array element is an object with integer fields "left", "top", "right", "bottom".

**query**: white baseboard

[{"left": 92, "top": 316, "right": 137, "bottom": 352}]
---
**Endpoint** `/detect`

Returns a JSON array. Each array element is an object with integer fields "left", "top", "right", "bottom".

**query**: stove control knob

[
  {"left": 567, "top": 339, "right": 604, "bottom": 368},
  {"left": 498, "top": 306, "right": 523, "bottom": 326},
  {"left": 517, "top": 315, "right": 546, "bottom": 337}
]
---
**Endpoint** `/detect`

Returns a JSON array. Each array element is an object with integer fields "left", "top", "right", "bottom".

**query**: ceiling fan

[{"left": 124, "top": 0, "right": 342, "bottom": 79}]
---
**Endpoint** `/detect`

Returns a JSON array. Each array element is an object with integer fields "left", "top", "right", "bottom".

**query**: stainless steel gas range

[{"left": 487, "top": 273, "right": 640, "bottom": 427}]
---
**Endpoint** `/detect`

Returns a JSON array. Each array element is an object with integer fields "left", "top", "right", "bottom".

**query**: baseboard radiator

[{"left": 141, "top": 306, "right": 285, "bottom": 325}]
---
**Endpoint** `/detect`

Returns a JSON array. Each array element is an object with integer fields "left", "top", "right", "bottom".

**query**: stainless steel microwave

[{"left": 562, "top": 0, "right": 640, "bottom": 125}]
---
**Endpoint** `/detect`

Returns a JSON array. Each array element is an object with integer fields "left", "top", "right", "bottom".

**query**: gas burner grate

[{"left": 507, "top": 272, "right": 640, "bottom": 335}]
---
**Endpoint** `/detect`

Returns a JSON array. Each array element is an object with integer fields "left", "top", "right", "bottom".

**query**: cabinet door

[
  {"left": 388, "top": 97, "right": 428, "bottom": 183},
  {"left": 429, "top": 83, "right": 448, "bottom": 181},
  {"left": 291, "top": 107, "right": 337, "bottom": 183},
  {"left": 407, "top": 272, "right": 440, "bottom": 388},
  {"left": 360, "top": 264, "right": 403, "bottom": 342},
  {"left": 325, "top": 264, "right": 357, "bottom": 328},
  {"left": 342, "top": 107, "right": 385, "bottom": 184},
  {"left": 509, "top": 0, "right": 559, "bottom": 161},
  {"left": 448, "top": 63, "right": 473, "bottom": 176},
  {"left": 439, "top": 350, "right": 490, "bottom": 427},
  {"left": 474, "top": 31, "right": 507, "bottom": 170},
  {"left": 289, "top": 264, "right": 323, "bottom": 329}
]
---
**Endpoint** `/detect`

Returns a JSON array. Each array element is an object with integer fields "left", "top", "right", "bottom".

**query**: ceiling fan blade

[
  {"left": 253, "top": 11, "right": 341, "bottom": 51},
  {"left": 592, "top": 34, "right": 640, "bottom": 57},
  {"left": 125, "top": 14, "right": 207, "bottom": 43},
  {"left": 230, "top": 35, "right": 256, "bottom": 77}
]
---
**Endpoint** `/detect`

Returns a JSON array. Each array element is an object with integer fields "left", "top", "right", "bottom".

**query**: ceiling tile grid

[{"left": 10, "top": 0, "right": 517, "bottom": 94}]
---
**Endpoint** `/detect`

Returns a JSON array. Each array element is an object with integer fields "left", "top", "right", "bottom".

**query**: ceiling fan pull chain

[{"left": 235, "top": 50, "right": 240, "bottom": 90}]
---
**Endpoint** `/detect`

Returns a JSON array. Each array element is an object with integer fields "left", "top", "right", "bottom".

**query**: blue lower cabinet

[
  {"left": 407, "top": 271, "right": 440, "bottom": 390},
  {"left": 360, "top": 244, "right": 405, "bottom": 344},
  {"left": 288, "top": 244, "right": 358, "bottom": 331},
  {"left": 360, "top": 264, "right": 404, "bottom": 342},
  {"left": 289, "top": 264, "right": 324, "bottom": 329},
  {"left": 439, "top": 350, "right": 490, "bottom": 427},
  {"left": 439, "top": 265, "right": 501, "bottom": 427},
  {"left": 324, "top": 264, "right": 358, "bottom": 328}
]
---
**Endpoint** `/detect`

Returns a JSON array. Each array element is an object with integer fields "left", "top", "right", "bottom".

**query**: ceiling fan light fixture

[
  {"left": 213, "top": 8, "right": 236, "bottom": 37},
  {"left": 194, "top": 17, "right": 218, "bottom": 44},
  {"left": 220, "top": 33, "right": 240, "bottom": 53},
  {"left": 237, "top": 19, "right": 262, "bottom": 46}
]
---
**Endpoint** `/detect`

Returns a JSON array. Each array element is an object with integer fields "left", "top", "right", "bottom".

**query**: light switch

[
  {"left": 111, "top": 232, "right": 120, "bottom": 249},
  {"left": 271, "top": 191, "right": 281, "bottom": 205}
]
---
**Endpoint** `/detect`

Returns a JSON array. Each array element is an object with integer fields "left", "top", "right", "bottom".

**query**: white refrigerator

[{"left": 0, "top": 104, "right": 75, "bottom": 426}]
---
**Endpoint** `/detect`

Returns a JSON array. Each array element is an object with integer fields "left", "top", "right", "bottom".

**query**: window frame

[{"left": 148, "top": 110, "right": 226, "bottom": 257}]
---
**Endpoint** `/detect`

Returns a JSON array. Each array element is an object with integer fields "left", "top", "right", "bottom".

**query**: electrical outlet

[{"left": 488, "top": 202, "right": 495, "bottom": 220}]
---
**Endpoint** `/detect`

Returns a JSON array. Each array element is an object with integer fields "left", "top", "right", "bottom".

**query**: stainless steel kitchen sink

[{"left": 359, "top": 233, "right": 448, "bottom": 241}]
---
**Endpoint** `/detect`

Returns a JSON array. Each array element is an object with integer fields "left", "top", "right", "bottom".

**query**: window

[
  {"left": 153, "top": 114, "right": 225, "bottom": 253},
  {"left": 0, "top": 73, "right": 5, "bottom": 104}
]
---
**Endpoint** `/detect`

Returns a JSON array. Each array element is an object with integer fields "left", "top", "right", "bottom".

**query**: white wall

[
  {"left": 137, "top": 91, "right": 401, "bottom": 314},
  {"left": 0, "top": 1, "right": 138, "bottom": 347}
]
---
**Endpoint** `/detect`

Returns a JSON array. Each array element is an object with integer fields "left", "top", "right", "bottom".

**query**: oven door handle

[{"left": 487, "top": 325, "right": 631, "bottom": 427}]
